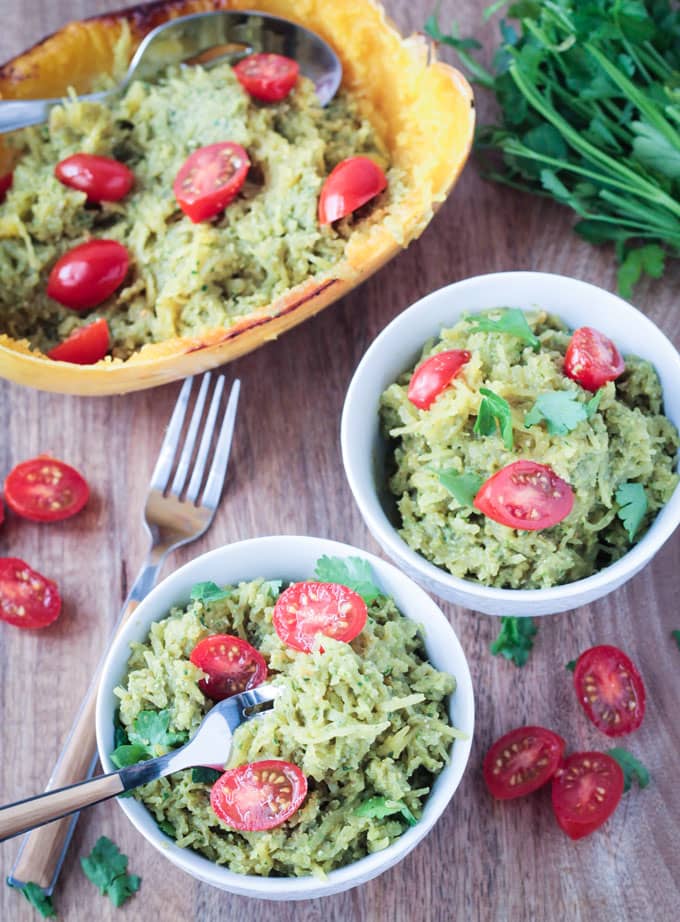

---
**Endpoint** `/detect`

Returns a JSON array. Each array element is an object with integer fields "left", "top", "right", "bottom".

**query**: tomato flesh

[
  {"left": 474, "top": 460, "right": 574, "bottom": 531},
  {"left": 552, "top": 751, "right": 624, "bottom": 840},
  {"left": 483, "top": 726, "right": 565, "bottom": 800},
  {"left": 564, "top": 326, "right": 625, "bottom": 391},
  {"left": 55, "top": 153, "right": 134, "bottom": 202},
  {"left": 190, "top": 634, "right": 267, "bottom": 701},
  {"left": 318, "top": 156, "right": 387, "bottom": 224},
  {"left": 0, "top": 171, "right": 13, "bottom": 202},
  {"left": 47, "top": 239, "right": 129, "bottom": 310},
  {"left": 210, "top": 759, "right": 308, "bottom": 831},
  {"left": 233, "top": 53, "right": 299, "bottom": 102},
  {"left": 173, "top": 142, "right": 250, "bottom": 223},
  {"left": 47, "top": 318, "right": 110, "bottom": 365},
  {"left": 4, "top": 456, "right": 89, "bottom": 523},
  {"left": 273, "top": 581, "right": 367, "bottom": 653},
  {"left": 0, "top": 497, "right": 4, "bottom": 527},
  {"left": 0, "top": 557, "right": 62, "bottom": 629},
  {"left": 573, "top": 644, "right": 645, "bottom": 737},
  {"left": 407, "top": 350, "right": 471, "bottom": 410}
]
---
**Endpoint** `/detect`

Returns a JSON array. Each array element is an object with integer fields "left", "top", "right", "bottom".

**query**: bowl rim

[
  {"left": 95, "top": 534, "right": 474, "bottom": 898},
  {"left": 341, "top": 270, "right": 680, "bottom": 611}
]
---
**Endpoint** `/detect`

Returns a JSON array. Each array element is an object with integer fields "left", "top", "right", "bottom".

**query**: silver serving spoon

[
  {"left": 0, "top": 684, "right": 279, "bottom": 842},
  {"left": 0, "top": 10, "right": 342, "bottom": 134}
]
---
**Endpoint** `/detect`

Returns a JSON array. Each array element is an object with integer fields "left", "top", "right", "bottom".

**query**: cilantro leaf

[
  {"left": 615, "top": 483, "right": 648, "bottom": 541},
  {"left": 81, "top": 837, "right": 140, "bottom": 908},
  {"left": 436, "top": 470, "right": 484, "bottom": 506},
  {"left": 607, "top": 748, "right": 650, "bottom": 793},
  {"left": 490, "top": 616, "right": 537, "bottom": 667},
  {"left": 314, "top": 556, "right": 382, "bottom": 604},
  {"left": 113, "top": 709, "right": 129, "bottom": 749},
  {"left": 466, "top": 308, "right": 540, "bottom": 351},
  {"left": 355, "top": 796, "right": 418, "bottom": 826},
  {"left": 672, "top": 630, "right": 680, "bottom": 651},
  {"left": 191, "top": 767, "right": 222, "bottom": 784},
  {"left": 109, "top": 743, "right": 150, "bottom": 769},
  {"left": 585, "top": 389, "right": 603, "bottom": 418},
  {"left": 190, "top": 581, "right": 230, "bottom": 603},
  {"left": 157, "top": 820, "right": 176, "bottom": 837},
  {"left": 565, "top": 659, "right": 576, "bottom": 672},
  {"left": 8, "top": 882, "right": 56, "bottom": 918},
  {"left": 524, "top": 390, "right": 589, "bottom": 435},
  {"left": 263, "top": 579, "right": 283, "bottom": 596},
  {"left": 617, "top": 245, "right": 666, "bottom": 300},
  {"left": 474, "top": 387, "right": 514, "bottom": 449},
  {"left": 111, "top": 709, "right": 188, "bottom": 766}
]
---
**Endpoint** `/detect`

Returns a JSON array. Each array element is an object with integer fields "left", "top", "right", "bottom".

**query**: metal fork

[{"left": 8, "top": 373, "right": 241, "bottom": 896}]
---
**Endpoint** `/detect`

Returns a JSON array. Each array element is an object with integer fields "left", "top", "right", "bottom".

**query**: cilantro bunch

[{"left": 426, "top": 0, "right": 680, "bottom": 296}]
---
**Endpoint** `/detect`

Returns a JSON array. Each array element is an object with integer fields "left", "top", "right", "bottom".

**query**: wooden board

[{"left": 1, "top": 1, "right": 679, "bottom": 919}]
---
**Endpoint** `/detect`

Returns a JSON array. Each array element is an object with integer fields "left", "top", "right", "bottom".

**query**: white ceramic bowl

[
  {"left": 96, "top": 535, "right": 474, "bottom": 900},
  {"left": 341, "top": 272, "right": 680, "bottom": 616}
]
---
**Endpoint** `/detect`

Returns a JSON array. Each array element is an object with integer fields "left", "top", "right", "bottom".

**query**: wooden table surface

[{"left": 1, "top": 1, "right": 679, "bottom": 919}]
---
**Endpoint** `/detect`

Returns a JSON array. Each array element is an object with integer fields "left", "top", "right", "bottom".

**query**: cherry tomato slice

[
  {"left": 573, "top": 644, "right": 645, "bottom": 737},
  {"left": 4, "top": 456, "right": 89, "bottom": 523},
  {"left": 0, "top": 557, "right": 62, "bottom": 629},
  {"left": 318, "top": 156, "right": 387, "bottom": 225},
  {"left": 54, "top": 153, "right": 134, "bottom": 202},
  {"left": 474, "top": 460, "right": 574, "bottom": 531},
  {"left": 190, "top": 634, "right": 267, "bottom": 701},
  {"left": 552, "top": 751, "right": 624, "bottom": 840},
  {"left": 0, "top": 171, "right": 13, "bottom": 202},
  {"left": 47, "top": 318, "right": 110, "bottom": 365},
  {"left": 407, "top": 350, "right": 471, "bottom": 410},
  {"left": 47, "top": 239, "right": 129, "bottom": 311},
  {"left": 173, "top": 142, "right": 250, "bottom": 223},
  {"left": 564, "top": 327, "right": 625, "bottom": 391},
  {"left": 483, "top": 726, "right": 565, "bottom": 800},
  {"left": 273, "top": 581, "right": 367, "bottom": 653},
  {"left": 233, "top": 53, "right": 299, "bottom": 102},
  {"left": 211, "top": 759, "right": 308, "bottom": 831}
]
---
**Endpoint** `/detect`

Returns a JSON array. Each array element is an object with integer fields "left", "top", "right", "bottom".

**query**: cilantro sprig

[
  {"left": 608, "top": 748, "right": 650, "bottom": 792},
  {"left": 466, "top": 308, "right": 540, "bottom": 351},
  {"left": 81, "top": 837, "right": 140, "bottom": 908},
  {"left": 110, "top": 709, "right": 188, "bottom": 767},
  {"left": 314, "top": 556, "right": 382, "bottom": 604},
  {"left": 615, "top": 482, "right": 648, "bottom": 541},
  {"left": 435, "top": 470, "right": 484, "bottom": 507},
  {"left": 192, "top": 766, "right": 222, "bottom": 785},
  {"left": 490, "top": 616, "right": 537, "bottom": 667},
  {"left": 524, "top": 389, "right": 602, "bottom": 436},
  {"left": 7, "top": 882, "right": 56, "bottom": 918},
  {"left": 355, "top": 796, "right": 418, "bottom": 827},
  {"left": 474, "top": 387, "right": 514, "bottom": 450},
  {"left": 190, "top": 581, "right": 230, "bottom": 603},
  {"left": 672, "top": 630, "right": 680, "bottom": 651}
]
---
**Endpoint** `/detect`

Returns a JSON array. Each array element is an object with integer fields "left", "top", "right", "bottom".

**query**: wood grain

[{"left": 1, "top": 1, "right": 679, "bottom": 919}]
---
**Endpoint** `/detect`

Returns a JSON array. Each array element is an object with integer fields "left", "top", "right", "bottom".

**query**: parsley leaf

[
  {"left": 355, "top": 796, "right": 418, "bottom": 826},
  {"left": 110, "top": 709, "right": 188, "bottom": 766},
  {"left": 436, "top": 470, "right": 484, "bottom": 506},
  {"left": 672, "top": 630, "right": 680, "bottom": 651},
  {"left": 490, "top": 616, "right": 537, "bottom": 667},
  {"left": 190, "top": 581, "right": 230, "bottom": 603},
  {"left": 524, "top": 390, "right": 590, "bottom": 435},
  {"left": 81, "top": 837, "right": 140, "bottom": 908},
  {"left": 608, "top": 748, "right": 651, "bottom": 793},
  {"left": 191, "top": 767, "right": 222, "bottom": 785},
  {"left": 565, "top": 659, "right": 576, "bottom": 672},
  {"left": 466, "top": 308, "right": 540, "bottom": 351},
  {"left": 615, "top": 483, "right": 648, "bottom": 541},
  {"left": 8, "top": 882, "right": 56, "bottom": 918},
  {"left": 474, "top": 387, "right": 514, "bottom": 449},
  {"left": 314, "top": 556, "right": 382, "bottom": 604}
]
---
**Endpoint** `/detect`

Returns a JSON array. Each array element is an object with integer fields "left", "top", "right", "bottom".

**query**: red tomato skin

[
  {"left": 552, "top": 751, "right": 624, "bottom": 840},
  {"left": 233, "top": 53, "right": 299, "bottom": 102},
  {"left": 4, "top": 455, "right": 89, "bottom": 523},
  {"left": 190, "top": 633, "right": 267, "bottom": 701},
  {"left": 483, "top": 726, "right": 566, "bottom": 800},
  {"left": 564, "top": 327, "right": 625, "bottom": 391},
  {"left": 573, "top": 645, "right": 646, "bottom": 737},
  {"left": 54, "top": 154, "right": 134, "bottom": 202},
  {"left": 173, "top": 142, "right": 250, "bottom": 223},
  {"left": 210, "top": 759, "right": 308, "bottom": 831},
  {"left": 273, "top": 581, "right": 368, "bottom": 653},
  {"left": 47, "top": 318, "right": 110, "bottom": 365},
  {"left": 0, "top": 557, "right": 62, "bottom": 629},
  {"left": 0, "top": 497, "right": 4, "bottom": 527},
  {"left": 318, "top": 156, "right": 387, "bottom": 224},
  {"left": 47, "top": 240, "right": 129, "bottom": 310},
  {"left": 407, "top": 350, "right": 471, "bottom": 410},
  {"left": 0, "top": 171, "right": 13, "bottom": 202},
  {"left": 474, "top": 460, "right": 575, "bottom": 531}
]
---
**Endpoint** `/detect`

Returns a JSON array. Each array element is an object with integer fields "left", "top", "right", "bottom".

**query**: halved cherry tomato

[
  {"left": 47, "top": 239, "right": 129, "bottom": 310},
  {"left": 55, "top": 153, "right": 134, "bottom": 202},
  {"left": 233, "top": 53, "right": 299, "bottom": 102},
  {"left": 4, "top": 456, "right": 89, "bottom": 523},
  {"left": 474, "top": 460, "right": 574, "bottom": 531},
  {"left": 190, "top": 634, "right": 267, "bottom": 701},
  {"left": 210, "top": 759, "right": 308, "bottom": 831},
  {"left": 552, "top": 751, "right": 624, "bottom": 840},
  {"left": 0, "top": 557, "right": 62, "bottom": 629},
  {"left": 407, "top": 350, "right": 471, "bottom": 410},
  {"left": 0, "top": 171, "right": 13, "bottom": 202},
  {"left": 273, "top": 581, "right": 367, "bottom": 653},
  {"left": 483, "top": 726, "right": 565, "bottom": 800},
  {"left": 564, "top": 327, "right": 625, "bottom": 391},
  {"left": 573, "top": 645, "right": 645, "bottom": 737},
  {"left": 0, "top": 497, "right": 4, "bottom": 527},
  {"left": 318, "top": 156, "right": 387, "bottom": 225},
  {"left": 173, "top": 142, "right": 250, "bottom": 223},
  {"left": 47, "top": 318, "right": 110, "bottom": 365}
]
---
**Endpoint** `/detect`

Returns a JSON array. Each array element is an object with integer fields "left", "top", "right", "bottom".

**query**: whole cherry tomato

[
  {"left": 55, "top": 153, "right": 134, "bottom": 202},
  {"left": 47, "top": 240, "right": 129, "bottom": 310}
]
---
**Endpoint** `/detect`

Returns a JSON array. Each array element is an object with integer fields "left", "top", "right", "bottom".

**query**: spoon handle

[{"left": 0, "top": 91, "right": 111, "bottom": 133}]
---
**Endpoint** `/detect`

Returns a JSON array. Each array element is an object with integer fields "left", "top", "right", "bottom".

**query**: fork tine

[
  {"left": 169, "top": 372, "right": 212, "bottom": 497},
  {"left": 185, "top": 375, "right": 226, "bottom": 503},
  {"left": 149, "top": 376, "right": 194, "bottom": 492},
  {"left": 201, "top": 379, "right": 241, "bottom": 510}
]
